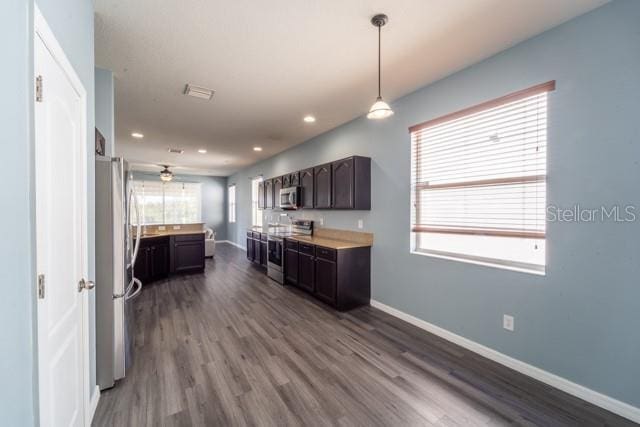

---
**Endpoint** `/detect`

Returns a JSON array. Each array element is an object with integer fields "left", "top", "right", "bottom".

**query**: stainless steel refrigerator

[{"left": 95, "top": 156, "right": 142, "bottom": 389}]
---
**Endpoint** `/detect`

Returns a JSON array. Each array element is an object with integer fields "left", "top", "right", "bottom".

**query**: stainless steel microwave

[{"left": 279, "top": 186, "right": 301, "bottom": 210}]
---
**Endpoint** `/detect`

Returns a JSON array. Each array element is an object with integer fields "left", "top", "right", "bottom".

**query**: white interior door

[{"left": 35, "top": 8, "right": 90, "bottom": 427}]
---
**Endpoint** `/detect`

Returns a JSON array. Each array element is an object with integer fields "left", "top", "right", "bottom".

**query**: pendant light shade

[
  {"left": 368, "top": 14, "right": 393, "bottom": 120},
  {"left": 367, "top": 97, "right": 394, "bottom": 119},
  {"left": 160, "top": 165, "right": 173, "bottom": 182}
]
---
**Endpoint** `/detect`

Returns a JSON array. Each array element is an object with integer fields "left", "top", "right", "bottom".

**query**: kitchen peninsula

[{"left": 133, "top": 223, "right": 205, "bottom": 283}]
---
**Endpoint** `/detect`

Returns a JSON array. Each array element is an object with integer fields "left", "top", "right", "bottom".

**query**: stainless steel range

[{"left": 267, "top": 219, "right": 313, "bottom": 284}]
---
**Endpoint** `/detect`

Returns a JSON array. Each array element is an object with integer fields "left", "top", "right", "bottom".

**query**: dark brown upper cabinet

[
  {"left": 258, "top": 181, "right": 265, "bottom": 209},
  {"left": 261, "top": 155, "right": 370, "bottom": 210},
  {"left": 289, "top": 171, "right": 300, "bottom": 186},
  {"left": 272, "top": 176, "right": 283, "bottom": 209},
  {"left": 314, "top": 163, "right": 332, "bottom": 209},
  {"left": 264, "top": 179, "right": 273, "bottom": 209},
  {"left": 332, "top": 156, "right": 371, "bottom": 210},
  {"left": 300, "top": 168, "right": 314, "bottom": 209}
]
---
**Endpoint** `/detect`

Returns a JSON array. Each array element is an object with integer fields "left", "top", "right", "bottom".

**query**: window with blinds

[
  {"left": 131, "top": 180, "right": 202, "bottom": 225},
  {"left": 164, "top": 182, "right": 202, "bottom": 224},
  {"left": 228, "top": 185, "right": 236, "bottom": 223},
  {"left": 410, "top": 81, "right": 554, "bottom": 273},
  {"left": 251, "top": 177, "right": 263, "bottom": 227}
]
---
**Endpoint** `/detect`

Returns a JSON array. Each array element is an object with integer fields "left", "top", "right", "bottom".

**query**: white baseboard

[
  {"left": 369, "top": 299, "right": 640, "bottom": 424},
  {"left": 89, "top": 386, "right": 100, "bottom": 423},
  {"left": 217, "top": 240, "right": 246, "bottom": 250}
]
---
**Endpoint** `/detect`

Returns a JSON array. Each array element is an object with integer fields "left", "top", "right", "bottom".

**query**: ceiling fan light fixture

[
  {"left": 160, "top": 165, "right": 173, "bottom": 182},
  {"left": 368, "top": 14, "right": 393, "bottom": 120}
]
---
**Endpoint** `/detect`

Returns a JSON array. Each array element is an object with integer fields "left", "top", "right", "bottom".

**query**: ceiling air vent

[
  {"left": 184, "top": 84, "right": 214, "bottom": 100},
  {"left": 167, "top": 148, "right": 184, "bottom": 154}
]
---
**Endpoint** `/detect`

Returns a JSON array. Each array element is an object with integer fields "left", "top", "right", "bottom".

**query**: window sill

[{"left": 410, "top": 249, "right": 545, "bottom": 276}]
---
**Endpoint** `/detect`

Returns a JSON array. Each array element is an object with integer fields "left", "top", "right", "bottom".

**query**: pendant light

[
  {"left": 367, "top": 14, "right": 393, "bottom": 120},
  {"left": 160, "top": 165, "right": 173, "bottom": 182}
]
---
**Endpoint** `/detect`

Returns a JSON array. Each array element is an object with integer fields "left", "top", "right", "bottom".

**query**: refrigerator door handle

[
  {"left": 124, "top": 277, "right": 142, "bottom": 300},
  {"left": 130, "top": 186, "right": 141, "bottom": 267}
]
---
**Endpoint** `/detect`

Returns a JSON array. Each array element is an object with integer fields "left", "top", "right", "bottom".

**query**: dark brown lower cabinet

[
  {"left": 297, "top": 251, "right": 315, "bottom": 293},
  {"left": 260, "top": 241, "right": 267, "bottom": 266},
  {"left": 314, "top": 257, "right": 336, "bottom": 304},
  {"left": 283, "top": 240, "right": 370, "bottom": 310},
  {"left": 246, "top": 234, "right": 254, "bottom": 261},
  {"left": 134, "top": 236, "right": 170, "bottom": 283},
  {"left": 134, "top": 245, "right": 152, "bottom": 284},
  {"left": 246, "top": 229, "right": 267, "bottom": 268},
  {"left": 135, "top": 233, "right": 204, "bottom": 284},
  {"left": 149, "top": 241, "right": 169, "bottom": 281},
  {"left": 172, "top": 234, "right": 205, "bottom": 274},
  {"left": 284, "top": 248, "right": 298, "bottom": 285}
]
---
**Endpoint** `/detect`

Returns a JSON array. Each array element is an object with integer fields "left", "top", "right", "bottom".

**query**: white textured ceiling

[{"left": 95, "top": 0, "right": 607, "bottom": 176}]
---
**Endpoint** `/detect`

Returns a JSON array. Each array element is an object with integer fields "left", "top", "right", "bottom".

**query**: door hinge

[
  {"left": 37, "top": 274, "right": 45, "bottom": 299},
  {"left": 36, "top": 75, "right": 43, "bottom": 102}
]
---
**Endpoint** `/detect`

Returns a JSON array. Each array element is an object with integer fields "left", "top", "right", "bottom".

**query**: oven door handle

[{"left": 289, "top": 191, "right": 296, "bottom": 208}]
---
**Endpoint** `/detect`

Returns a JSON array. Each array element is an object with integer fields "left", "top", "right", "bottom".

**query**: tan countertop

[
  {"left": 137, "top": 230, "right": 205, "bottom": 239},
  {"left": 288, "top": 235, "right": 372, "bottom": 250}
]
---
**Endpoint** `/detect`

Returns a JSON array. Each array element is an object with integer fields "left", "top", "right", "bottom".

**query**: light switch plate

[
  {"left": 173, "top": 225, "right": 181, "bottom": 230},
  {"left": 158, "top": 226, "right": 166, "bottom": 231},
  {"left": 503, "top": 314, "right": 515, "bottom": 332},
  {"left": 357, "top": 219, "right": 364, "bottom": 229}
]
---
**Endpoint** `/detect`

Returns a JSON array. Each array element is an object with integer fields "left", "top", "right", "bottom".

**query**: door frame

[{"left": 34, "top": 5, "right": 92, "bottom": 426}]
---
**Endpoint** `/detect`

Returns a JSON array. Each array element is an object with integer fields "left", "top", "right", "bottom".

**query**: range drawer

[
  {"left": 298, "top": 242, "right": 315, "bottom": 255},
  {"left": 173, "top": 233, "right": 204, "bottom": 242},
  {"left": 315, "top": 246, "right": 336, "bottom": 261},
  {"left": 285, "top": 239, "right": 299, "bottom": 250}
]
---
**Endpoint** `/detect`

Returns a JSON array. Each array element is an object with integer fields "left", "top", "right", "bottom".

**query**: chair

[{"left": 204, "top": 227, "right": 216, "bottom": 258}]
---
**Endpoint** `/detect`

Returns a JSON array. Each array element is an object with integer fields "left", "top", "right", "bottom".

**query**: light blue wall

[
  {"left": 228, "top": 0, "right": 640, "bottom": 408},
  {"left": 0, "top": 0, "right": 95, "bottom": 424},
  {"left": 0, "top": 0, "right": 37, "bottom": 424},
  {"left": 95, "top": 67, "right": 115, "bottom": 157},
  {"left": 131, "top": 172, "right": 228, "bottom": 240}
]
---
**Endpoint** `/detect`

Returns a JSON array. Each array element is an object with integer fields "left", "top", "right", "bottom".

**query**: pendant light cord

[{"left": 378, "top": 25, "right": 382, "bottom": 98}]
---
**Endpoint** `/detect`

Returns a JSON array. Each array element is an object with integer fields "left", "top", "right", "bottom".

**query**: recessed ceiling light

[
  {"left": 303, "top": 115, "right": 316, "bottom": 123},
  {"left": 253, "top": 146, "right": 263, "bottom": 152},
  {"left": 184, "top": 84, "right": 215, "bottom": 100},
  {"left": 198, "top": 149, "right": 207, "bottom": 154},
  {"left": 167, "top": 148, "right": 184, "bottom": 154},
  {"left": 131, "top": 132, "right": 144, "bottom": 138}
]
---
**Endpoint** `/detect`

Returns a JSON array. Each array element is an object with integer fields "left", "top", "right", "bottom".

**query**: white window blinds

[
  {"left": 132, "top": 180, "right": 164, "bottom": 225},
  {"left": 131, "top": 180, "right": 202, "bottom": 225},
  {"left": 410, "top": 81, "right": 554, "bottom": 272},
  {"left": 228, "top": 185, "right": 236, "bottom": 223},
  {"left": 164, "top": 182, "right": 202, "bottom": 224},
  {"left": 251, "top": 177, "right": 263, "bottom": 227}
]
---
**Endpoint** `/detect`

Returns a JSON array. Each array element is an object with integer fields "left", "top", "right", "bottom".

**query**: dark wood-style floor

[{"left": 93, "top": 243, "right": 635, "bottom": 427}]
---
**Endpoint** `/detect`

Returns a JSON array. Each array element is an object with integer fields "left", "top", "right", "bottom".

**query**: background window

[
  {"left": 251, "top": 177, "right": 263, "bottom": 227},
  {"left": 131, "top": 180, "right": 202, "bottom": 225},
  {"left": 228, "top": 185, "right": 236, "bottom": 223},
  {"left": 410, "top": 81, "right": 554, "bottom": 273}
]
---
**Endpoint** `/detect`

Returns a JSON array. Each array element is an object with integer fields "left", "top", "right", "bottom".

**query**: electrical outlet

[
  {"left": 173, "top": 225, "right": 181, "bottom": 230},
  {"left": 503, "top": 314, "right": 515, "bottom": 332},
  {"left": 319, "top": 217, "right": 324, "bottom": 226},
  {"left": 357, "top": 219, "right": 364, "bottom": 229},
  {"left": 158, "top": 225, "right": 166, "bottom": 231}
]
